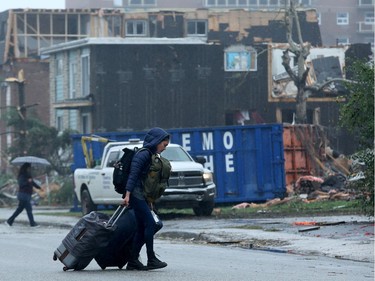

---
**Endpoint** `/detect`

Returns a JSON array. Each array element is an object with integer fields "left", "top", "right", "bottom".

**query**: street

[{"left": 0, "top": 224, "right": 373, "bottom": 281}]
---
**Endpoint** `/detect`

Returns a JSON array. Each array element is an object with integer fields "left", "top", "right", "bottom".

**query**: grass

[
  {"left": 36, "top": 199, "right": 364, "bottom": 219},
  {"left": 217, "top": 199, "right": 361, "bottom": 218}
]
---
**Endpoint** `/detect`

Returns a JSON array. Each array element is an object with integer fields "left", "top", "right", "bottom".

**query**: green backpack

[{"left": 143, "top": 154, "right": 172, "bottom": 203}]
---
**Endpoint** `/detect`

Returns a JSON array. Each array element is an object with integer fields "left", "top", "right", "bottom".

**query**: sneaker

[
  {"left": 30, "top": 223, "right": 40, "bottom": 227},
  {"left": 126, "top": 259, "right": 148, "bottom": 271},
  {"left": 4, "top": 221, "right": 11, "bottom": 227},
  {"left": 147, "top": 256, "right": 167, "bottom": 270}
]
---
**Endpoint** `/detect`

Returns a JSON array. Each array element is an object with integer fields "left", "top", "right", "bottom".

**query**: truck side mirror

[{"left": 194, "top": 156, "right": 206, "bottom": 165}]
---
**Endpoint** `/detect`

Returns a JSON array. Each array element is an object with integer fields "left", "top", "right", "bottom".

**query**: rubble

[
  {"left": 231, "top": 145, "right": 368, "bottom": 211},
  {"left": 0, "top": 177, "right": 63, "bottom": 207}
]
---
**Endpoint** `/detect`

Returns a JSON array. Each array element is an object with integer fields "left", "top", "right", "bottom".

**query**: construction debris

[{"left": 231, "top": 147, "right": 367, "bottom": 210}]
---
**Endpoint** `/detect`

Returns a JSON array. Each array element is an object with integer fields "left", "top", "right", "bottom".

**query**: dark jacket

[
  {"left": 126, "top": 127, "right": 169, "bottom": 199},
  {"left": 17, "top": 164, "right": 41, "bottom": 195}
]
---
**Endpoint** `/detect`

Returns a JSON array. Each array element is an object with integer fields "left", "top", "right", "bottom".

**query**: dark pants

[
  {"left": 130, "top": 196, "right": 156, "bottom": 260},
  {"left": 7, "top": 192, "right": 36, "bottom": 226}
]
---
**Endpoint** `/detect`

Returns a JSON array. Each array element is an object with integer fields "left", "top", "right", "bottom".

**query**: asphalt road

[
  {"left": 0, "top": 206, "right": 374, "bottom": 264},
  {"left": 0, "top": 224, "right": 373, "bottom": 281}
]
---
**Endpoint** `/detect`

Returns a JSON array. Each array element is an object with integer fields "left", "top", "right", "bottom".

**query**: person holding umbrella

[{"left": 5, "top": 162, "right": 43, "bottom": 227}]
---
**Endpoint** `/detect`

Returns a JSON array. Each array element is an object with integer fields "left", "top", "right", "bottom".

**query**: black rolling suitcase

[
  {"left": 94, "top": 208, "right": 164, "bottom": 270},
  {"left": 94, "top": 208, "right": 137, "bottom": 270},
  {"left": 53, "top": 205, "right": 126, "bottom": 271}
]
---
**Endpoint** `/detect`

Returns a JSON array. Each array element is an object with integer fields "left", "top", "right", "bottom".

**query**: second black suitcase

[
  {"left": 95, "top": 208, "right": 164, "bottom": 270},
  {"left": 94, "top": 208, "right": 137, "bottom": 269}
]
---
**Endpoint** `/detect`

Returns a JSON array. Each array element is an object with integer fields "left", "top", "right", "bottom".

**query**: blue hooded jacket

[{"left": 125, "top": 127, "right": 169, "bottom": 199}]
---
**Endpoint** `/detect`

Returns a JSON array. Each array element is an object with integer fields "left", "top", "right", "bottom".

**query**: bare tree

[
  {"left": 282, "top": 0, "right": 311, "bottom": 124},
  {"left": 282, "top": 0, "right": 356, "bottom": 124}
]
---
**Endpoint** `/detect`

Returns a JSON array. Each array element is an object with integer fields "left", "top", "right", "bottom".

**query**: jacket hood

[{"left": 143, "top": 127, "right": 170, "bottom": 153}]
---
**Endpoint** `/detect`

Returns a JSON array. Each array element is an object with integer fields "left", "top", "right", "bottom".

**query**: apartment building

[
  {"left": 66, "top": 0, "right": 374, "bottom": 47},
  {"left": 0, "top": 4, "right": 370, "bottom": 169}
]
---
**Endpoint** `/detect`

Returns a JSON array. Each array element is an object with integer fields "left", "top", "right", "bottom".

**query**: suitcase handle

[{"left": 106, "top": 205, "right": 128, "bottom": 227}]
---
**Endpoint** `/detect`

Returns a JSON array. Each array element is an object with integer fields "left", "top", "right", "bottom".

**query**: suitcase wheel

[
  {"left": 53, "top": 253, "right": 57, "bottom": 261},
  {"left": 63, "top": 266, "right": 68, "bottom": 271}
]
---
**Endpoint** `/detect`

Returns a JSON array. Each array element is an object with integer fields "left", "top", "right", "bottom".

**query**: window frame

[
  {"left": 364, "top": 12, "right": 374, "bottom": 24},
  {"left": 129, "top": 0, "right": 156, "bottom": 7},
  {"left": 126, "top": 20, "right": 148, "bottom": 37},
  {"left": 81, "top": 54, "right": 90, "bottom": 97},
  {"left": 298, "top": 0, "right": 311, "bottom": 5},
  {"left": 69, "top": 60, "right": 77, "bottom": 99},
  {"left": 186, "top": 20, "right": 208, "bottom": 37},
  {"left": 81, "top": 113, "right": 91, "bottom": 135},
  {"left": 224, "top": 45, "right": 257, "bottom": 72},
  {"left": 337, "top": 12, "right": 349, "bottom": 25},
  {"left": 336, "top": 37, "right": 350, "bottom": 46}
]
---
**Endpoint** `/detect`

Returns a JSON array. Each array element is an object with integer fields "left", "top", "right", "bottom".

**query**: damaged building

[{"left": 0, "top": 7, "right": 371, "bottom": 169}]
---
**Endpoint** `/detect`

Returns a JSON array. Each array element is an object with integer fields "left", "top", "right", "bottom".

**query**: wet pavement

[
  {"left": 157, "top": 215, "right": 374, "bottom": 263},
  {"left": 0, "top": 206, "right": 374, "bottom": 263}
]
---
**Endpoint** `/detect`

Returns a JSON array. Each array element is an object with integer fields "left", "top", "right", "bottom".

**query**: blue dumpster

[{"left": 71, "top": 124, "right": 286, "bottom": 204}]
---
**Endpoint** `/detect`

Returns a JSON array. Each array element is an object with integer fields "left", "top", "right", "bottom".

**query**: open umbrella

[{"left": 11, "top": 156, "right": 51, "bottom": 167}]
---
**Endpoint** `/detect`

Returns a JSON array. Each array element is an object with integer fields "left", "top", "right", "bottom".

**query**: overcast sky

[{"left": 0, "top": 0, "right": 65, "bottom": 13}]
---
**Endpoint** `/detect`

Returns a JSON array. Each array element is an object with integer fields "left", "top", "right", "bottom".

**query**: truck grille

[{"left": 168, "top": 171, "right": 204, "bottom": 188}]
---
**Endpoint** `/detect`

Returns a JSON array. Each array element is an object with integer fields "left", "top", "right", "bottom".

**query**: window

[
  {"left": 225, "top": 45, "right": 257, "bottom": 72},
  {"left": 336, "top": 37, "right": 349, "bottom": 45},
  {"left": 69, "top": 60, "right": 77, "bottom": 99},
  {"left": 129, "top": 0, "right": 156, "bottom": 6},
  {"left": 365, "top": 12, "right": 374, "bottom": 24},
  {"left": 203, "top": 0, "right": 306, "bottom": 7},
  {"left": 56, "top": 58, "right": 63, "bottom": 76},
  {"left": 187, "top": 20, "right": 207, "bottom": 36},
  {"left": 317, "top": 12, "right": 321, "bottom": 25},
  {"left": 298, "top": 0, "right": 311, "bottom": 5},
  {"left": 204, "top": 0, "right": 291, "bottom": 6},
  {"left": 55, "top": 56, "right": 64, "bottom": 102},
  {"left": 81, "top": 55, "right": 90, "bottom": 97},
  {"left": 337, "top": 12, "right": 349, "bottom": 25},
  {"left": 126, "top": 20, "right": 147, "bottom": 36},
  {"left": 359, "top": 0, "right": 373, "bottom": 5},
  {"left": 81, "top": 113, "right": 91, "bottom": 134},
  {"left": 56, "top": 111, "right": 63, "bottom": 132}
]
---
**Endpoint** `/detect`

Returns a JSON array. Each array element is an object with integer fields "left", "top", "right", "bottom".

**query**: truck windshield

[{"left": 161, "top": 147, "right": 192, "bottom": 162}]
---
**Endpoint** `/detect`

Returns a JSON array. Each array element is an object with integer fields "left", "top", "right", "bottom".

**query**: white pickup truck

[{"left": 73, "top": 139, "right": 216, "bottom": 216}]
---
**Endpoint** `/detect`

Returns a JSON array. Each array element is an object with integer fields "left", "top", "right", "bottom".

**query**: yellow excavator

[{"left": 81, "top": 135, "right": 112, "bottom": 168}]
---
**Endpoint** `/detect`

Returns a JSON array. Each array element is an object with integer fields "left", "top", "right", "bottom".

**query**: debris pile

[
  {"left": 232, "top": 146, "right": 368, "bottom": 210},
  {"left": 0, "top": 176, "right": 63, "bottom": 207}
]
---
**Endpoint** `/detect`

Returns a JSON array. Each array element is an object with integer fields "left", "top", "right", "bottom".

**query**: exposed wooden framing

[
  {"left": 53, "top": 101, "right": 94, "bottom": 109},
  {"left": 24, "top": 13, "right": 27, "bottom": 57},
  {"left": 276, "top": 107, "right": 282, "bottom": 123},
  {"left": 4, "top": 11, "right": 13, "bottom": 63},
  {"left": 313, "top": 107, "right": 320, "bottom": 125},
  {"left": 13, "top": 12, "right": 19, "bottom": 58}
]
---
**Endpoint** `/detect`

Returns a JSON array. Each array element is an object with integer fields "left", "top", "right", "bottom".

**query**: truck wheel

[
  {"left": 193, "top": 200, "right": 214, "bottom": 216},
  {"left": 81, "top": 189, "right": 97, "bottom": 215}
]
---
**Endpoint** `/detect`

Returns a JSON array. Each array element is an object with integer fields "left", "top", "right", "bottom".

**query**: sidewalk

[{"left": 0, "top": 206, "right": 374, "bottom": 263}]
